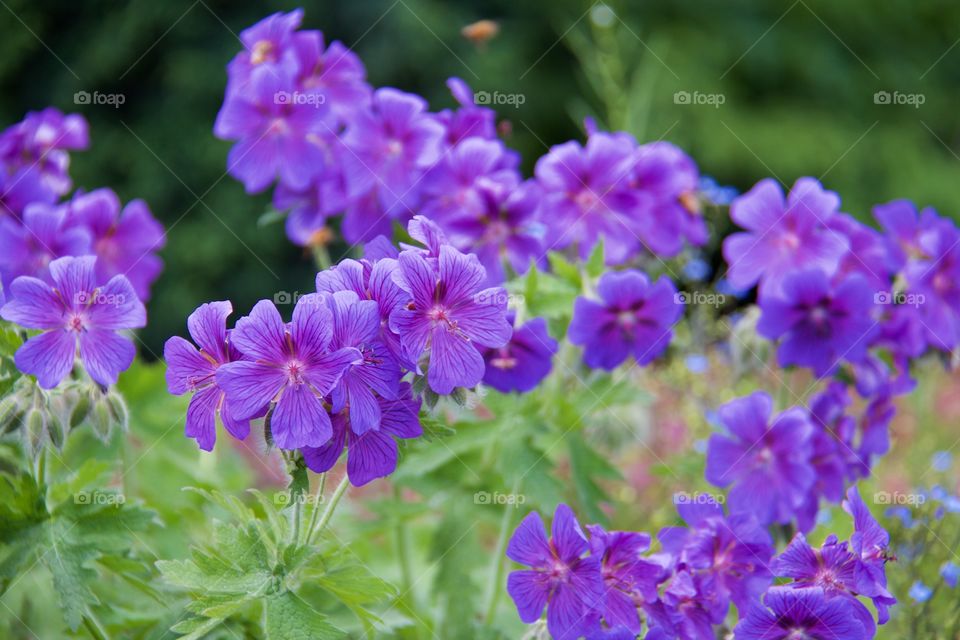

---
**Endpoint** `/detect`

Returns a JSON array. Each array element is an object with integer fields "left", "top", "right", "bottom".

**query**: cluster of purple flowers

[
  {"left": 165, "top": 216, "right": 557, "bottom": 485},
  {"left": 215, "top": 10, "right": 706, "bottom": 283},
  {"left": 725, "top": 176, "right": 960, "bottom": 385},
  {"left": 705, "top": 386, "right": 898, "bottom": 532},
  {"left": 0, "top": 110, "right": 163, "bottom": 390},
  {"left": 507, "top": 487, "right": 893, "bottom": 639}
]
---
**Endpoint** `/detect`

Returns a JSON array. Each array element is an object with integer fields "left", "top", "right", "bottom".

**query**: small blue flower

[
  {"left": 941, "top": 562, "right": 959, "bottom": 588},
  {"left": 685, "top": 353, "right": 709, "bottom": 374},
  {"left": 932, "top": 451, "right": 952, "bottom": 472},
  {"left": 909, "top": 581, "right": 933, "bottom": 603},
  {"left": 885, "top": 506, "right": 914, "bottom": 528},
  {"left": 683, "top": 258, "right": 711, "bottom": 282}
]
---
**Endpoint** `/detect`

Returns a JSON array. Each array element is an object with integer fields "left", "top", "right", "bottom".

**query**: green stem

[
  {"left": 309, "top": 475, "right": 349, "bottom": 544},
  {"left": 291, "top": 488, "right": 302, "bottom": 546},
  {"left": 393, "top": 485, "right": 415, "bottom": 597},
  {"left": 304, "top": 473, "right": 326, "bottom": 546},
  {"left": 82, "top": 613, "right": 109, "bottom": 640},
  {"left": 483, "top": 496, "right": 517, "bottom": 624},
  {"left": 35, "top": 447, "right": 47, "bottom": 488}
]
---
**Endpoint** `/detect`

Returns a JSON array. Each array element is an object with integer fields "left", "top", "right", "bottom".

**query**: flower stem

[
  {"left": 309, "top": 475, "right": 349, "bottom": 544},
  {"left": 393, "top": 485, "right": 414, "bottom": 597},
  {"left": 82, "top": 613, "right": 109, "bottom": 640},
  {"left": 483, "top": 485, "right": 519, "bottom": 624},
  {"left": 304, "top": 473, "right": 326, "bottom": 546}
]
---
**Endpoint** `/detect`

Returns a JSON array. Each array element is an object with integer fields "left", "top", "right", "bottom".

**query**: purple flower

[
  {"left": 215, "top": 68, "right": 334, "bottom": 194},
  {"left": 659, "top": 501, "right": 774, "bottom": 616},
  {"left": 534, "top": 132, "right": 642, "bottom": 264},
  {"left": 419, "top": 136, "right": 519, "bottom": 222},
  {"left": 757, "top": 269, "right": 878, "bottom": 377},
  {"left": 659, "top": 570, "right": 718, "bottom": 639},
  {"left": 734, "top": 587, "right": 867, "bottom": 640},
  {"left": 0, "top": 256, "right": 145, "bottom": 388},
  {"left": 434, "top": 77, "right": 498, "bottom": 145},
  {"left": 226, "top": 9, "right": 303, "bottom": 92},
  {"left": 585, "top": 525, "right": 662, "bottom": 634},
  {"left": 315, "top": 256, "right": 410, "bottom": 367},
  {"left": 771, "top": 533, "right": 877, "bottom": 637},
  {"left": 0, "top": 108, "right": 88, "bottom": 197},
  {"left": 0, "top": 202, "right": 91, "bottom": 289},
  {"left": 827, "top": 212, "right": 895, "bottom": 291},
  {"left": 480, "top": 314, "right": 557, "bottom": 393},
  {"left": 292, "top": 32, "right": 372, "bottom": 125},
  {"left": 0, "top": 166, "right": 57, "bottom": 219},
  {"left": 901, "top": 214, "right": 960, "bottom": 351},
  {"left": 631, "top": 141, "right": 705, "bottom": 257},
  {"left": 440, "top": 179, "right": 545, "bottom": 285},
  {"left": 340, "top": 88, "right": 445, "bottom": 242},
  {"left": 506, "top": 504, "right": 604, "bottom": 640},
  {"left": 389, "top": 244, "right": 512, "bottom": 394},
  {"left": 164, "top": 301, "right": 251, "bottom": 451},
  {"left": 705, "top": 391, "right": 815, "bottom": 526},
  {"left": 302, "top": 383, "right": 422, "bottom": 486},
  {"left": 568, "top": 270, "right": 682, "bottom": 371},
  {"left": 65, "top": 189, "right": 166, "bottom": 301},
  {"left": 215, "top": 296, "right": 362, "bottom": 449},
  {"left": 722, "top": 178, "right": 848, "bottom": 297},
  {"left": 844, "top": 486, "right": 896, "bottom": 623},
  {"left": 326, "top": 290, "right": 400, "bottom": 434}
]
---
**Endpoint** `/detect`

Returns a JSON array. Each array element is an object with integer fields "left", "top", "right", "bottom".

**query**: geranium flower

[
  {"left": 480, "top": 314, "right": 557, "bottom": 393},
  {"left": 216, "top": 295, "right": 361, "bottom": 449},
  {"left": 705, "top": 391, "right": 815, "bottom": 526},
  {"left": 0, "top": 255, "right": 145, "bottom": 388},
  {"left": 164, "top": 301, "right": 251, "bottom": 451},
  {"left": 568, "top": 270, "right": 682, "bottom": 370},
  {"left": 390, "top": 244, "right": 512, "bottom": 394},
  {"left": 506, "top": 504, "right": 604, "bottom": 640}
]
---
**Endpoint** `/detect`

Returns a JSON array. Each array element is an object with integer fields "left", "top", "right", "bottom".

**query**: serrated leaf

[
  {"left": 567, "top": 433, "right": 621, "bottom": 526},
  {"left": 264, "top": 591, "right": 344, "bottom": 640}
]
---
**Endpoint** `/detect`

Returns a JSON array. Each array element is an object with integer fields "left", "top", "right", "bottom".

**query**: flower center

[
  {"left": 574, "top": 189, "right": 600, "bottom": 213},
  {"left": 490, "top": 348, "right": 517, "bottom": 370},
  {"left": 386, "top": 139, "right": 403, "bottom": 156},
  {"left": 285, "top": 359, "right": 307, "bottom": 385},
  {"left": 250, "top": 40, "right": 275, "bottom": 65},
  {"left": 780, "top": 231, "right": 801, "bottom": 250},
  {"left": 67, "top": 313, "right": 86, "bottom": 333}
]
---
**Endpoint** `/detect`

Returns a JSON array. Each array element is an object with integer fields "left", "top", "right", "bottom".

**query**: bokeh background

[{"left": 2, "top": 0, "right": 958, "bottom": 355}]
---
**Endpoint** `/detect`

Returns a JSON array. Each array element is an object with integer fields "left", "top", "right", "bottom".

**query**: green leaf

[
  {"left": 567, "top": 433, "right": 622, "bottom": 526},
  {"left": 585, "top": 238, "right": 606, "bottom": 277},
  {"left": 264, "top": 591, "right": 344, "bottom": 640}
]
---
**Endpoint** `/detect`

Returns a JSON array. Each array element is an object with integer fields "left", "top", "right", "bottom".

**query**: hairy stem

[{"left": 309, "top": 475, "right": 349, "bottom": 544}]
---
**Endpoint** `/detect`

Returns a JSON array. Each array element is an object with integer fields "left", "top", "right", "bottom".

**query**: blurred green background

[{"left": 1, "top": 0, "right": 958, "bottom": 356}]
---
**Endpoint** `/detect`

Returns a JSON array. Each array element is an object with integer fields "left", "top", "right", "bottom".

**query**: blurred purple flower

[
  {"left": 705, "top": 391, "right": 815, "bottom": 526},
  {"left": 734, "top": 587, "right": 868, "bottom": 640},
  {"left": 568, "top": 270, "right": 682, "bottom": 370},
  {"left": 722, "top": 177, "right": 848, "bottom": 297},
  {"left": 0, "top": 202, "right": 91, "bottom": 289},
  {"left": 757, "top": 268, "right": 878, "bottom": 377},
  {"left": 480, "top": 314, "right": 557, "bottom": 393}
]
